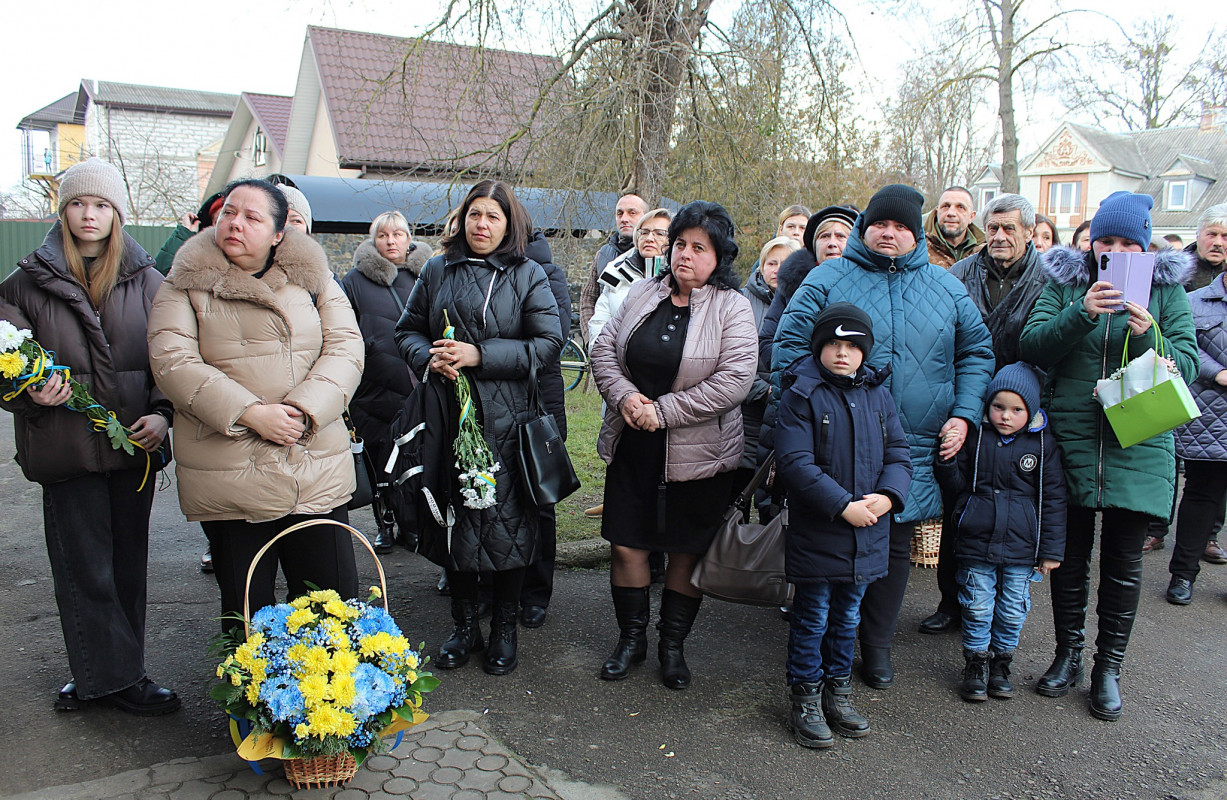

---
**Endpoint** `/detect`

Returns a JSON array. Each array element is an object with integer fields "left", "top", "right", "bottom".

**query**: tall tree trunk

[{"left": 993, "top": 0, "right": 1020, "bottom": 193}]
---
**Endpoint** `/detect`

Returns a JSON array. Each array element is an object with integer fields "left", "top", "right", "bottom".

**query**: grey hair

[
  {"left": 981, "top": 193, "right": 1036, "bottom": 228},
  {"left": 1197, "top": 203, "right": 1227, "bottom": 233},
  {"left": 370, "top": 210, "right": 411, "bottom": 238}
]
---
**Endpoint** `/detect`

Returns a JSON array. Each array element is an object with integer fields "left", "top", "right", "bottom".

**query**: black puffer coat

[
  {"left": 395, "top": 250, "right": 562, "bottom": 571},
  {"left": 740, "top": 269, "right": 774, "bottom": 469},
  {"left": 757, "top": 248, "right": 816, "bottom": 461},
  {"left": 0, "top": 222, "right": 170, "bottom": 484},
  {"left": 525, "top": 231, "right": 570, "bottom": 440},
  {"left": 949, "top": 243, "right": 1048, "bottom": 371},
  {"left": 341, "top": 238, "right": 432, "bottom": 467}
]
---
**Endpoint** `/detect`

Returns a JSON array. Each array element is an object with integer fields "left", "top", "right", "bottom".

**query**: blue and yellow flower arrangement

[{"left": 211, "top": 586, "right": 438, "bottom": 766}]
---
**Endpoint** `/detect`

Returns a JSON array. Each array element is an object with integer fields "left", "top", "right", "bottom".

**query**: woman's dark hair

[
  {"left": 221, "top": 178, "right": 289, "bottom": 233},
  {"left": 441, "top": 180, "right": 531, "bottom": 260},
  {"left": 664, "top": 201, "right": 740, "bottom": 291},
  {"left": 1035, "top": 214, "right": 1061, "bottom": 246},
  {"left": 1071, "top": 219, "right": 1092, "bottom": 248}
]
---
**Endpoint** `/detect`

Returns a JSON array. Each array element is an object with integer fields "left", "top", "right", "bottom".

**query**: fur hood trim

[
  {"left": 777, "top": 248, "right": 817, "bottom": 306},
  {"left": 167, "top": 227, "right": 332, "bottom": 311},
  {"left": 1042, "top": 244, "right": 1193, "bottom": 288},
  {"left": 352, "top": 239, "right": 432, "bottom": 286}
]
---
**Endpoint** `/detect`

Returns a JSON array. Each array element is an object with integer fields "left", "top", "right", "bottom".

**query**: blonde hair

[
  {"left": 370, "top": 210, "right": 411, "bottom": 239},
  {"left": 60, "top": 212, "right": 124, "bottom": 308},
  {"left": 632, "top": 208, "right": 673, "bottom": 249},
  {"left": 758, "top": 235, "right": 801, "bottom": 268},
  {"left": 778, "top": 204, "right": 811, "bottom": 226}
]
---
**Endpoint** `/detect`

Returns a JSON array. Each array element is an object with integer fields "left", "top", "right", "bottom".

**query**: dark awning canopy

[{"left": 281, "top": 175, "right": 679, "bottom": 235}]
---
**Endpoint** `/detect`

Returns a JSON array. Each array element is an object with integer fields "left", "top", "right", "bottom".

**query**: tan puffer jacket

[
  {"left": 592, "top": 276, "right": 757, "bottom": 482},
  {"left": 147, "top": 228, "right": 364, "bottom": 522}
]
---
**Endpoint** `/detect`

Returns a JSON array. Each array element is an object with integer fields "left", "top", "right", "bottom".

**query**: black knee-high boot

[
  {"left": 601, "top": 586, "right": 649, "bottom": 680},
  {"left": 1036, "top": 543, "right": 1090, "bottom": 697},
  {"left": 1089, "top": 546, "right": 1143, "bottom": 720},
  {"left": 657, "top": 589, "right": 702, "bottom": 690}
]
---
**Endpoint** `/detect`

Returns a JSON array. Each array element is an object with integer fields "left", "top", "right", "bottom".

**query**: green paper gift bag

[{"left": 1095, "top": 313, "right": 1200, "bottom": 449}]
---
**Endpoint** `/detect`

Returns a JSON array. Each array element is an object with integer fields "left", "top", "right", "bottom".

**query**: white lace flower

[{"left": 0, "top": 320, "right": 31, "bottom": 351}]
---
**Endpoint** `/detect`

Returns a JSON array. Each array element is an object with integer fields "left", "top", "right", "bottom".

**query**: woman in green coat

[{"left": 1020, "top": 192, "right": 1196, "bottom": 722}]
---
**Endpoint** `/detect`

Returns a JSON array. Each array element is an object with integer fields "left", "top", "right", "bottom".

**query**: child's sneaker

[
  {"left": 790, "top": 683, "right": 834, "bottom": 748},
  {"left": 988, "top": 651, "right": 1015, "bottom": 699},
  {"left": 960, "top": 651, "right": 989, "bottom": 701}
]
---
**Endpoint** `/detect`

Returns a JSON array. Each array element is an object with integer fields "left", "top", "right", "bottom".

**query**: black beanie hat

[
  {"left": 986, "top": 362, "right": 1042, "bottom": 421},
  {"left": 860, "top": 184, "right": 925, "bottom": 240},
  {"left": 803, "top": 204, "right": 860, "bottom": 256},
  {"left": 810, "top": 302, "right": 875, "bottom": 359}
]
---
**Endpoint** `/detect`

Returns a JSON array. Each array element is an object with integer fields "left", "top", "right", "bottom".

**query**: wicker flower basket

[
  {"left": 283, "top": 751, "right": 358, "bottom": 789},
  {"left": 910, "top": 518, "right": 942, "bottom": 568}
]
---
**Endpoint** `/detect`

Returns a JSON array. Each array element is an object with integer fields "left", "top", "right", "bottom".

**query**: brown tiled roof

[
  {"left": 243, "top": 92, "right": 292, "bottom": 154},
  {"left": 307, "top": 26, "right": 561, "bottom": 172}
]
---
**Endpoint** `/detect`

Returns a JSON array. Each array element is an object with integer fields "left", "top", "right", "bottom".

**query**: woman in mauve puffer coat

[{"left": 148, "top": 179, "right": 364, "bottom": 635}]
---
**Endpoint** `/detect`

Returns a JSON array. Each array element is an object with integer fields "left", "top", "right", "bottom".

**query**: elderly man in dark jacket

[{"left": 920, "top": 194, "right": 1051, "bottom": 635}]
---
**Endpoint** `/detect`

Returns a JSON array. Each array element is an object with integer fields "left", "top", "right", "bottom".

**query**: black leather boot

[
  {"left": 859, "top": 645, "right": 894, "bottom": 689},
  {"left": 1089, "top": 656, "right": 1123, "bottom": 721},
  {"left": 790, "top": 682, "right": 834, "bottom": 748},
  {"left": 601, "top": 586, "right": 649, "bottom": 681},
  {"left": 987, "top": 650, "right": 1014, "bottom": 699},
  {"left": 438, "top": 598, "right": 484, "bottom": 669},
  {"left": 960, "top": 651, "right": 989, "bottom": 702},
  {"left": 822, "top": 675, "right": 870, "bottom": 737},
  {"left": 484, "top": 601, "right": 519, "bottom": 675},
  {"left": 657, "top": 589, "right": 702, "bottom": 690},
  {"left": 1036, "top": 552, "right": 1090, "bottom": 697}
]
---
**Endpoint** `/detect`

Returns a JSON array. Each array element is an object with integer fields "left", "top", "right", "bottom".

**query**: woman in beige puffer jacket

[{"left": 148, "top": 179, "right": 364, "bottom": 631}]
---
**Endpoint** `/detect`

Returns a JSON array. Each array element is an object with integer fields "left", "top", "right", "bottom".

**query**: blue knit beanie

[
  {"left": 1090, "top": 191, "right": 1152, "bottom": 248},
  {"left": 986, "top": 362, "right": 1042, "bottom": 421}
]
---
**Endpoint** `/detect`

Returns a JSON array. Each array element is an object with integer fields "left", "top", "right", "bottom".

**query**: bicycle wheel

[{"left": 560, "top": 338, "right": 588, "bottom": 392}]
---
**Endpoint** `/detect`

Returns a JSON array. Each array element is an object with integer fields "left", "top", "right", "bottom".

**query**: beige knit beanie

[
  {"left": 57, "top": 158, "right": 129, "bottom": 223},
  {"left": 279, "top": 185, "right": 313, "bottom": 233}
]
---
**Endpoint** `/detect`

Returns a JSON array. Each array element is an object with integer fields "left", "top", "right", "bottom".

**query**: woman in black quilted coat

[{"left": 395, "top": 181, "right": 562, "bottom": 676}]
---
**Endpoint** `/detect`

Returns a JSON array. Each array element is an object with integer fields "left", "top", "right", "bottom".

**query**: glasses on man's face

[{"left": 639, "top": 228, "right": 670, "bottom": 240}]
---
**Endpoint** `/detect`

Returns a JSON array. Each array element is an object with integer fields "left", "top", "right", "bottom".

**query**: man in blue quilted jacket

[{"left": 772, "top": 184, "right": 995, "bottom": 691}]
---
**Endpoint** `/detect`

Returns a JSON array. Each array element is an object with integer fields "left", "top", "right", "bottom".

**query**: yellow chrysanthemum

[
  {"left": 233, "top": 634, "right": 265, "bottom": 671},
  {"left": 245, "top": 681, "right": 261, "bottom": 705},
  {"left": 406, "top": 671, "right": 417, "bottom": 685},
  {"left": 308, "top": 589, "right": 341, "bottom": 604},
  {"left": 323, "top": 598, "right": 359, "bottom": 620},
  {"left": 332, "top": 649, "right": 359, "bottom": 675},
  {"left": 299, "top": 674, "right": 328, "bottom": 706},
  {"left": 359, "top": 632, "right": 409, "bottom": 658},
  {"left": 294, "top": 723, "right": 310, "bottom": 740},
  {"left": 307, "top": 704, "right": 357, "bottom": 737},
  {"left": 330, "top": 673, "right": 356, "bottom": 706},
  {"left": 300, "top": 645, "right": 332, "bottom": 676},
  {"left": 368, "top": 586, "right": 382, "bottom": 600},
  {"left": 286, "top": 608, "right": 316, "bottom": 633},
  {"left": 406, "top": 653, "right": 419, "bottom": 670},
  {"left": 320, "top": 617, "right": 349, "bottom": 648},
  {"left": 286, "top": 642, "right": 310, "bottom": 664},
  {"left": 230, "top": 673, "right": 242, "bottom": 687},
  {"left": 0, "top": 351, "right": 27, "bottom": 379},
  {"left": 290, "top": 596, "right": 311, "bottom": 610}
]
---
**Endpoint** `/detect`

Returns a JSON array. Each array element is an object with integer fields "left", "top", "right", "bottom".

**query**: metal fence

[{"left": 0, "top": 221, "right": 175, "bottom": 281}]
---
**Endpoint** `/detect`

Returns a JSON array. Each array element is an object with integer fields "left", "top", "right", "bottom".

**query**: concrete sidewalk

[{"left": 8, "top": 711, "right": 628, "bottom": 800}]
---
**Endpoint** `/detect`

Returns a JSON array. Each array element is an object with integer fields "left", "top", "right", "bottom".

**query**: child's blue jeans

[
  {"left": 787, "top": 580, "right": 868, "bottom": 684},
  {"left": 956, "top": 560, "right": 1033, "bottom": 653}
]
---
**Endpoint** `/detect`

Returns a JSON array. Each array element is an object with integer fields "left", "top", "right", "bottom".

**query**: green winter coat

[{"left": 1019, "top": 246, "right": 1197, "bottom": 518}]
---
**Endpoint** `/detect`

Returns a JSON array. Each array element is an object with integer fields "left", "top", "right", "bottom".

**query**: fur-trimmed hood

[
  {"left": 1042, "top": 244, "right": 1193, "bottom": 288},
  {"left": 777, "top": 248, "right": 817, "bottom": 306},
  {"left": 351, "top": 238, "right": 432, "bottom": 286},
  {"left": 167, "top": 227, "right": 333, "bottom": 310}
]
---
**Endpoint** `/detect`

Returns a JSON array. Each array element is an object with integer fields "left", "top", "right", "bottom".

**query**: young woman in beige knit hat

[{"left": 0, "top": 157, "right": 180, "bottom": 716}]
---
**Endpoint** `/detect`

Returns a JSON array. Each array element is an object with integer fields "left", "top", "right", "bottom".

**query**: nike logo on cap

[{"left": 834, "top": 324, "right": 866, "bottom": 337}]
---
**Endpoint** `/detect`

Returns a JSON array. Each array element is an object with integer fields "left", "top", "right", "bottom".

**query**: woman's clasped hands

[{"left": 620, "top": 392, "right": 660, "bottom": 432}]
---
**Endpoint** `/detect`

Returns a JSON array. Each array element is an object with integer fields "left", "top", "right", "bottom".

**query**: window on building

[
  {"left": 253, "top": 128, "right": 267, "bottom": 167},
  {"left": 1167, "top": 180, "right": 1189, "bottom": 211},
  {"left": 1048, "top": 181, "right": 1082, "bottom": 215},
  {"left": 982, "top": 189, "right": 997, "bottom": 207}
]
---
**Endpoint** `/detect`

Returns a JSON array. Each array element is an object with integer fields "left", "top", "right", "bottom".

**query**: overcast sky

[{"left": 3, "top": 0, "right": 1223, "bottom": 193}]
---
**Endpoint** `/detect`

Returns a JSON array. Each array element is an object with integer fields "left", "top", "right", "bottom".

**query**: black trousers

[
  {"left": 858, "top": 520, "right": 914, "bottom": 649},
  {"left": 1170, "top": 460, "right": 1227, "bottom": 582},
  {"left": 43, "top": 469, "right": 154, "bottom": 700},
  {"left": 452, "top": 567, "right": 525, "bottom": 607},
  {"left": 520, "top": 506, "right": 557, "bottom": 608},
  {"left": 203, "top": 507, "right": 359, "bottom": 634},
  {"left": 935, "top": 503, "right": 960, "bottom": 616}
]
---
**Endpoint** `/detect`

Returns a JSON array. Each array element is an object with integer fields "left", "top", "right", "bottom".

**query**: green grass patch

[{"left": 558, "top": 386, "right": 607, "bottom": 543}]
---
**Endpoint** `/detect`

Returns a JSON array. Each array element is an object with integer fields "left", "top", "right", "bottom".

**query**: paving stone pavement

[{"left": 7, "top": 711, "right": 628, "bottom": 800}]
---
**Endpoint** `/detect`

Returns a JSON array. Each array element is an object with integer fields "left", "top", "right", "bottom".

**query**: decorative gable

[{"left": 1028, "top": 129, "right": 1102, "bottom": 174}]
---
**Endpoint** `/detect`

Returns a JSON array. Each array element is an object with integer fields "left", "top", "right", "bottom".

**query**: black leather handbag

[
  {"left": 518, "top": 346, "right": 580, "bottom": 507},
  {"left": 690, "top": 452, "right": 792, "bottom": 606},
  {"left": 344, "top": 409, "right": 377, "bottom": 510}
]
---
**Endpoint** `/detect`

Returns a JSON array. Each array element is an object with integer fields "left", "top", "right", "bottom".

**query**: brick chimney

[{"left": 1200, "top": 105, "right": 1225, "bottom": 131}]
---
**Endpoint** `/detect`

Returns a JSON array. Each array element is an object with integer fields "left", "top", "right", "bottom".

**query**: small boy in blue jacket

[
  {"left": 935, "top": 361, "right": 1066, "bottom": 702},
  {"left": 776, "top": 303, "right": 912, "bottom": 749}
]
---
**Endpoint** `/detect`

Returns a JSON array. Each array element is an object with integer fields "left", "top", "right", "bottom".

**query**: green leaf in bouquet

[
  {"left": 392, "top": 703, "right": 418, "bottom": 722},
  {"left": 411, "top": 674, "right": 440, "bottom": 693},
  {"left": 106, "top": 416, "right": 135, "bottom": 455},
  {"left": 351, "top": 747, "right": 369, "bottom": 766}
]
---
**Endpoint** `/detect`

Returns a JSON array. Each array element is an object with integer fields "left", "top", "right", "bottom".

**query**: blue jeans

[
  {"left": 787, "top": 580, "right": 868, "bottom": 684},
  {"left": 957, "top": 560, "right": 1033, "bottom": 653}
]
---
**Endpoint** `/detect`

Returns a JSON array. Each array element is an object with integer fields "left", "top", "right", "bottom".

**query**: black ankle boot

[
  {"left": 438, "top": 599, "right": 484, "bottom": 669},
  {"left": 484, "top": 601, "right": 519, "bottom": 676},
  {"left": 658, "top": 589, "right": 702, "bottom": 690},
  {"left": 1036, "top": 646, "right": 1083, "bottom": 697},
  {"left": 601, "top": 586, "right": 649, "bottom": 681},
  {"left": 1089, "top": 657, "right": 1123, "bottom": 721},
  {"left": 822, "top": 675, "right": 870, "bottom": 737},
  {"left": 960, "top": 651, "right": 989, "bottom": 702},
  {"left": 790, "top": 682, "right": 834, "bottom": 748},
  {"left": 859, "top": 645, "right": 894, "bottom": 689},
  {"left": 987, "top": 650, "right": 1014, "bottom": 699}
]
